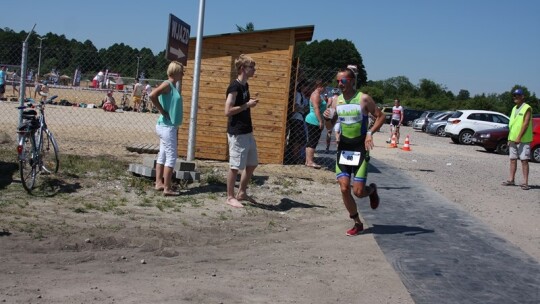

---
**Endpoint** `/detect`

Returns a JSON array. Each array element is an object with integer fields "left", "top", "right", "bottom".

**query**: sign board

[{"left": 166, "top": 14, "right": 190, "bottom": 65}]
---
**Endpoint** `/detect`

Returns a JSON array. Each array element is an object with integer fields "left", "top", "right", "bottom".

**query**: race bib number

[{"left": 339, "top": 151, "right": 361, "bottom": 166}]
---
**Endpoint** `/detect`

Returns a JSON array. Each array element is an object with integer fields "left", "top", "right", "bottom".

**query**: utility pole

[
  {"left": 37, "top": 36, "right": 47, "bottom": 78},
  {"left": 135, "top": 56, "right": 142, "bottom": 79}
]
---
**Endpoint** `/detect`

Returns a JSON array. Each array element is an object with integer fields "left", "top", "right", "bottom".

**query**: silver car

[
  {"left": 426, "top": 112, "right": 455, "bottom": 136},
  {"left": 412, "top": 111, "right": 440, "bottom": 131}
]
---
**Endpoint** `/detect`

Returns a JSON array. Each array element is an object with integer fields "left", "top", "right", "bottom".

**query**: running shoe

[
  {"left": 369, "top": 183, "right": 379, "bottom": 210},
  {"left": 346, "top": 222, "right": 364, "bottom": 236}
]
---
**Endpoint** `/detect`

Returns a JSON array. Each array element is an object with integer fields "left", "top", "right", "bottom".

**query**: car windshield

[
  {"left": 432, "top": 112, "right": 447, "bottom": 120},
  {"left": 450, "top": 111, "right": 463, "bottom": 118}
]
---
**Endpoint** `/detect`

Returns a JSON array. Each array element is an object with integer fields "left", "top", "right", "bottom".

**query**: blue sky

[{"left": 2, "top": 0, "right": 539, "bottom": 96}]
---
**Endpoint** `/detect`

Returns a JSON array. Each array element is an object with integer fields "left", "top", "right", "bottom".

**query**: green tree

[
  {"left": 456, "top": 89, "right": 470, "bottom": 100},
  {"left": 296, "top": 39, "right": 367, "bottom": 86},
  {"left": 236, "top": 22, "right": 255, "bottom": 32}
]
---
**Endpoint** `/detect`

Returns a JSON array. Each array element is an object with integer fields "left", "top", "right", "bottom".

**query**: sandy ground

[{"left": 0, "top": 101, "right": 539, "bottom": 303}]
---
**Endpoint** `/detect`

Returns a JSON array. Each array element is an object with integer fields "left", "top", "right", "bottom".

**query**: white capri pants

[{"left": 155, "top": 124, "right": 178, "bottom": 168}]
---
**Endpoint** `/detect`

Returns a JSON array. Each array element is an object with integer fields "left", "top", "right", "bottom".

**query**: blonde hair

[
  {"left": 235, "top": 54, "right": 255, "bottom": 74},
  {"left": 167, "top": 61, "right": 184, "bottom": 77}
]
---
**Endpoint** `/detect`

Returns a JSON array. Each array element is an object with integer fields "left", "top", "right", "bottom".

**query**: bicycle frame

[{"left": 17, "top": 95, "right": 59, "bottom": 192}]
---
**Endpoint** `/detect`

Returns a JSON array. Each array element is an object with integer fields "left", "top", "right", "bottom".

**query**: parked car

[
  {"left": 471, "top": 126, "right": 510, "bottom": 154},
  {"left": 381, "top": 106, "right": 393, "bottom": 124},
  {"left": 445, "top": 110, "right": 510, "bottom": 145},
  {"left": 412, "top": 111, "right": 441, "bottom": 131},
  {"left": 531, "top": 118, "right": 540, "bottom": 162},
  {"left": 403, "top": 109, "right": 424, "bottom": 126},
  {"left": 471, "top": 117, "right": 540, "bottom": 161},
  {"left": 425, "top": 111, "right": 455, "bottom": 136}
]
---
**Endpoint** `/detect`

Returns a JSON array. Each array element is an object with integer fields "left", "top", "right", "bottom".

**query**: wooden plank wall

[{"left": 176, "top": 30, "right": 295, "bottom": 164}]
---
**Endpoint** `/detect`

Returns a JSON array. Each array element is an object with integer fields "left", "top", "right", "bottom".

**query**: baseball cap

[{"left": 512, "top": 89, "right": 524, "bottom": 95}]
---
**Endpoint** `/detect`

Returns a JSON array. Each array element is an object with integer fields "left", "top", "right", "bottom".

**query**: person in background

[
  {"left": 386, "top": 98, "right": 404, "bottom": 144},
  {"left": 132, "top": 78, "right": 143, "bottom": 112},
  {"left": 501, "top": 88, "right": 533, "bottom": 190},
  {"left": 38, "top": 81, "right": 49, "bottom": 101},
  {"left": 33, "top": 77, "right": 42, "bottom": 100},
  {"left": 144, "top": 80, "right": 152, "bottom": 96},
  {"left": 324, "top": 88, "right": 340, "bottom": 151},
  {"left": 288, "top": 80, "right": 309, "bottom": 163},
  {"left": 101, "top": 90, "right": 118, "bottom": 112},
  {"left": 11, "top": 70, "right": 19, "bottom": 97},
  {"left": 224, "top": 54, "right": 259, "bottom": 208},
  {"left": 0, "top": 66, "right": 6, "bottom": 100},
  {"left": 149, "top": 61, "right": 185, "bottom": 196},
  {"left": 304, "top": 80, "right": 327, "bottom": 168},
  {"left": 324, "top": 65, "right": 385, "bottom": 236}
]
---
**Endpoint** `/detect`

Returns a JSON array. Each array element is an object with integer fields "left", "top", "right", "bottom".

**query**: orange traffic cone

[
  {"left": 402, "top": 135, "right": 411, "bottom": 151},
  {"left": 389, "top": 133, "right": 398, "bottom": 148}
]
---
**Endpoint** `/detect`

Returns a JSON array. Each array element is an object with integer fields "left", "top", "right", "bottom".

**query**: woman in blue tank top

[
  {"left": 149, "top": 61, "right": 184, "bottom": 196},
  {"left": 304, "top": 80, "right": 327, "bottom": 169}
]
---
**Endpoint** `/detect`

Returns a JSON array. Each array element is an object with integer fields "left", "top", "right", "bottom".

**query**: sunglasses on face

[
  {"left": 512, "top": 94, "right": 523, "bottom": 97},
  {"left": 337, "top": 78, "right": 352, "bottom": 84}
]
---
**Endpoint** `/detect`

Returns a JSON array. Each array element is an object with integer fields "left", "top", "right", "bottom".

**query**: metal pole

[
  {"left": 136, "top": 56, "right": 141, "bottom": 79},
  {"left": 37, "top": 36, "right": 46, "bottom": 77},
  {"left": 19, "top": 24, "right": 36, "bottom": 130},
  {"left": 186, "top": 0, "right": 206, "bottom": 161}
]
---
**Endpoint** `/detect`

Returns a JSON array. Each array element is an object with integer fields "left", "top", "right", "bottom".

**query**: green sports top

[{"left": 336, "top": 91, "right": 368, "bottom": 151}]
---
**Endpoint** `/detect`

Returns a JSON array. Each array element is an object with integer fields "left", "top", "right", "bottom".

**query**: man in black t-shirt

[{"left": 224, "top": 54, "right": 259, "bottom": 208}]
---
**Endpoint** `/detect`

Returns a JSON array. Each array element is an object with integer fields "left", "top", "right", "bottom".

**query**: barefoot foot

[{"left": 226, "top": 198, "right": 244, "bottom": 208}]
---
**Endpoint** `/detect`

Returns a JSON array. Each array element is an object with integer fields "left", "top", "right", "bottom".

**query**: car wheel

[
  {"left": 495, "top": 140, "right": 509, "bottom": 155},
  {"left": 459, "top": 130, "right": 474, "bottom": 145},
  {"left": 436, "top": 126, "right": 446, "bottom": 137},
  {"left": 531, "top": 146, "right": 540, "bottom": 162},
  {"left": 451, "top": 137, "right": 459, "bottom": 144}
]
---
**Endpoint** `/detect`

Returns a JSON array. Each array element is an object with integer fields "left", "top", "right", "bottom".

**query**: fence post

[{"left": 18, "top": 24, "right": 35, "bottom": 130}]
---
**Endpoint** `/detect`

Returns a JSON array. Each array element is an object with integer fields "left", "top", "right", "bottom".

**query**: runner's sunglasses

[{"left": 337, "top": 78, "right": 352, "bottom": 84}]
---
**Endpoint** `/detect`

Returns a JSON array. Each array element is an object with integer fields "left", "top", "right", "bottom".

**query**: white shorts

[
  {"left": 509, "top": 142, "right": 530, "bottom": 160},
  {"left": 155, "top": 124, "right": 178, "bottom": 168},
  {"left": 227, "top": 132, "right": 258, "bottom": 170}
]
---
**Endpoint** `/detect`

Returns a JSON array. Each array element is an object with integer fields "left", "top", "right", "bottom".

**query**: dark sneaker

[
  {"left": 369, "top": 183, "right": 379, "bottom": 210},
  {"left": 346, "top": 222, "right": 364, "bottom": 236}
]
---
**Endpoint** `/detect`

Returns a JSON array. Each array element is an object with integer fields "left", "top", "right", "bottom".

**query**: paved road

[{"left": 357, "top": 159, "right": 540, "bottom": 304}]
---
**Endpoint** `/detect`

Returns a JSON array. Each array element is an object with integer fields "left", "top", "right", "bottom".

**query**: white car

[{"left": 445, "top": 110, "right": 509, "bottom": 145}]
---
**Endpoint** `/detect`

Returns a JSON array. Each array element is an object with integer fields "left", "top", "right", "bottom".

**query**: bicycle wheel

[
  {"left": 41, "top": 129, "right": 59, "bottom": 174},
  {"left": 19, "top": 133, "right": 38, "bottom": 193}
]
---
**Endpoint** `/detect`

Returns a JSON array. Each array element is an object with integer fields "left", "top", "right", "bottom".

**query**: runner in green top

[{"left": 324, "top": 65, "right": 386, "bottom": 236}]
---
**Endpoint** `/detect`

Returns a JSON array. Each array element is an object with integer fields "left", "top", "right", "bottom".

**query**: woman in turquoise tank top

[
  {"left": 149, "top": 61, "right": 184, "bottom": 196},
  {"left": 304, "top": 80, "right": 327, "bottom": 168}
]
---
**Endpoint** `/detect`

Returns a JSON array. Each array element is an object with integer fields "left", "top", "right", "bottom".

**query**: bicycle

[{"left": 17, "top": 95, "right": 60, "bottom": 193}]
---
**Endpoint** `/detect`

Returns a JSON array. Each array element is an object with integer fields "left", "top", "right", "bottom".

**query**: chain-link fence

[
  {"left": 0, "top": 42, "right": 167, "bottom": 158},
  {"left": 1, "top": 42, "right": 342, "bottom": 170},
  {"left": 284, "top": 65, "right": 340, "bottom": 169}
]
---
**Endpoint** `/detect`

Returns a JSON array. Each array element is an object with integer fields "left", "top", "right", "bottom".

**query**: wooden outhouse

[{"left": 177, "top": 25, "right": 314, "bottom": 164}]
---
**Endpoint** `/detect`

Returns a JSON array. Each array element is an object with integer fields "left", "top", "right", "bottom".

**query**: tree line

[{"left": 1, "top": 27, "right": 537, "bottom": 115}]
